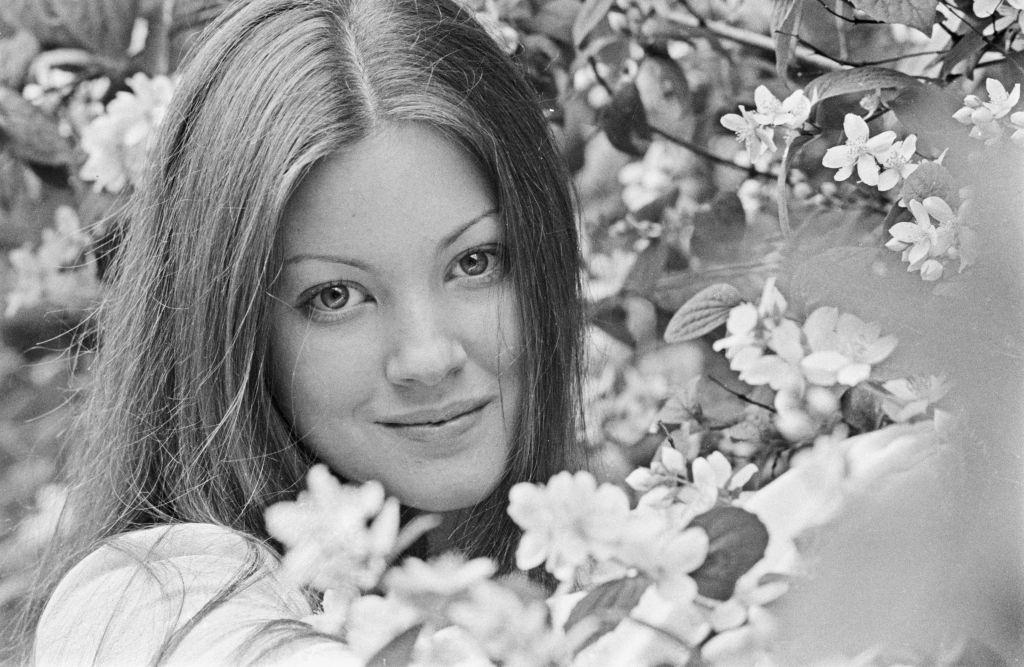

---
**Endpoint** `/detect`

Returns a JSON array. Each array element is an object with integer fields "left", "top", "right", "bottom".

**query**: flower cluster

[
  {"left": 264, "top": 464, "right": 435, "bottom": 593},
  {"left": 952, "top": 78, "right": 1024, "bottom": 146},
  {"left": 822, "top": 114, "right": 919, "bottom": 192},
  {"left": 885, "top": 196, "right": 977, "bottom": 281},
  {"left": 709, "top": 279, "right": 897, "bottom": 441},
  {"left": 720, "top": 85, "right": 811, "bottom": 162},
  {"left": 78, "top": 72, "right": 175, "bottom": 193},
  {"left": 5, "top": 206, "right": 100, "bottom": 316}
]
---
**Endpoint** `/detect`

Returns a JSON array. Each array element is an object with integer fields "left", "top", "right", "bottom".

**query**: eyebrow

[{"left": 283, "top": 208, "right": 498, "bottom": 268}]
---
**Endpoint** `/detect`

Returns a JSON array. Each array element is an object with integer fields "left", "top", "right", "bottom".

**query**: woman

[{"left": 23, "top": 0, "right": 585, "bottom": 662}]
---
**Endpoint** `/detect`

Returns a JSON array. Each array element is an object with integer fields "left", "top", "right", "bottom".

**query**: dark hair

[{"left": 13, "top": 0, "right": 585, "bottom": 658}]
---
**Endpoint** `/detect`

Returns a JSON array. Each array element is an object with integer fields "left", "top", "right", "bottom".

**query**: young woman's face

[{"left": 269, "top": 123, "right": 520, "bottom": 512}]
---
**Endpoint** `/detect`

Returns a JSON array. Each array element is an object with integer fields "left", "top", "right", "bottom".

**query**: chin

[{"left": 398, "top": 469, "right": 506, "bottom": 512}]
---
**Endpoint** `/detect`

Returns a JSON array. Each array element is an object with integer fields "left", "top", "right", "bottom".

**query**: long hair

[{"left": 14, "top": 0, "right": 585, "bottom": 655}]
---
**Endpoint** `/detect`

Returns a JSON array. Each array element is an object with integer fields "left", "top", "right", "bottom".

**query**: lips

[{"left": 378, "top": 397, "right": 492, "bottom": 428}]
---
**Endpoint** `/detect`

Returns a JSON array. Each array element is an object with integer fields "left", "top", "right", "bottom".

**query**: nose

[{"left": 384, "top": 299, "right": 468, "bottom": 387}]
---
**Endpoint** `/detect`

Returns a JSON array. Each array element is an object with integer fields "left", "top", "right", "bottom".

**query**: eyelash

[{"left": 299, "top": 244, "right": 505, "bottom": 321}]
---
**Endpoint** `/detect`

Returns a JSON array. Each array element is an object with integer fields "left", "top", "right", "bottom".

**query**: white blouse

[{"left": 33, "top": 523, "right": 361, "bottom": 665}]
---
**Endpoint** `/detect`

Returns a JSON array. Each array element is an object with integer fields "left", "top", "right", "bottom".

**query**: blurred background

[{"left": 0, "top": 0, "right": 1021, "bottom": 661}]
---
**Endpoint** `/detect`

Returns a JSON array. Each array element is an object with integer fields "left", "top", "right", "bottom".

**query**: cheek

[{"left": 267, "top": 314, "right": 380, "bottom": 428}]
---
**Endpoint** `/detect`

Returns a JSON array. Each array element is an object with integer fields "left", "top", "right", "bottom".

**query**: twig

[
  {"left": 649, "top": 124, "right": 775, "bottom": 180},
  {"left": 645, "top": 4, "right": 842, "bottom": 73},
  {"left": 816, "top": 0, "right": 883, "bottom": 24},
  {"left": 707, "top": 375, "right": 776, "bottom": 413}
]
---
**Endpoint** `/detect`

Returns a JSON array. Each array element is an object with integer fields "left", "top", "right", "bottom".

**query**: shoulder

[{"left": 33, "top": 522, "right": 352, "bottom": 665}]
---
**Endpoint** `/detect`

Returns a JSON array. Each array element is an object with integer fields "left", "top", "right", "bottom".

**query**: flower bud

[
  {"left": 792, "top": 182, "right": 813, "bottom": 199},
  {"left": 963, "top": 94, "right": 982, "bottom": 108},
  {"left": 806, "top": 386, "right": 839, "bottom": 417},
  {"left": 607, "top": 10, "right": 629, "bottom": 33},
  {"left": 776, "top": 409, "right": 817, "bottom": 442},
  {"left": 919, "top": 259, "right": 944, "bottom": 281},
  {"left": 952, "top": 107, "right": 974, "bottom": 124},
  {"left": 971, "top": 107, "right": 994, "bottom": 124}
]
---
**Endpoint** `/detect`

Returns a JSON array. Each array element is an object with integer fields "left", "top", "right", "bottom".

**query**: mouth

[{"left": 378, "top": 398, "right": 492, "bottom": 429}]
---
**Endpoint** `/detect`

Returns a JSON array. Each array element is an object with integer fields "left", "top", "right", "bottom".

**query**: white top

[{"left": 33, "top": 523, "right": 361, "bottom": 666}]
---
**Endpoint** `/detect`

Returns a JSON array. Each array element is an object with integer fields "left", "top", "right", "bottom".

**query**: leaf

[
  {"left": 565, "top": 575, "right": 651, "bottom": 652},
  {"left": 526, "top": 0, "right": 579, "bottom": 44},
  {"left": 664, "top": 283, "right": 743, "bottom": 343},
  {"left": 771, "top": 0, "right": 804, "bottom": 81},
  {"left": 599, "top": 81, "right": 651, "bottom": 156},
  {"left": 635, "top": 56, "right": 694, "bottom": 140},
  {"left": 805, "top": 67, "right": 919, "bottom": 106},
  {"left": 897, "top": 161, "right": 960, "bottom": 206},
  {"left": 0, "top": 87, "right": 80, "bottom": 167},
  {"left": 849, "top": 0, "right": 939, "bottom": 33},
  {"left": 573, "top": 0, "right": 616, "bottom": 47},
  {"left": 689, "top": 506, "right": 769, "bottom": 601},
  {"left": 365, "top": 623, "right": 423, "bottom": 667}
]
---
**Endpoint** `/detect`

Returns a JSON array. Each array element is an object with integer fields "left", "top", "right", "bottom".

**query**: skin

[{"left": 268, "top": 122, "right": 521, "bottom": 512}]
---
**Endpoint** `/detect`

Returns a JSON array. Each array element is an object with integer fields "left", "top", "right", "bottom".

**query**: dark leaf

[
  {"left": 0, "top": 0, "right": 138, "bottom": 56},
  {"left": 572, "top": 0, "right": 616, "bottom": 47},
  {"left": 365, "top": 623, "right": 423, "bottom": 667},
  {"left": 937, "top": 28, "right": 987, "bottom": 80},
  {"left": 771, "top": 0, "right": 804, "bottom": 81},
  {"left": 635, "top": 56, "right": 694, "bottom": 140},
  {"left": 599, "top": 82, "right": 651, "bottom": 156},
  {"left": 849, "top": 0, "right": 939, "bottom": 33},
  {"left": 0, "top": 87, "right": 81, "bottom": 167},
  {"left": 525, "top": 0, "right": 578, "bottom": 44},
  {"left": 566, "top": 576, "right": 651, "bottom": 653},
  {"left": 805, "top": 67, "right": 918, "bottom": 106},
  {"left": 664, "top": 283, "right": 742, "bottom": 343},
  {"left": 621, "top": 237, "right": 669, "bottom": 299},
  {"left": 689, "top": 506, "right": 770, "bottom": 601}
]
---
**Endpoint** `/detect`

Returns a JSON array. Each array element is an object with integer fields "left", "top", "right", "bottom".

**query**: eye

[
  {"left": 302, "top": 281, "right": 372, "bottom": 318},
  {"left": 450, "top": 245, "right": 502, "bottom": 280}
]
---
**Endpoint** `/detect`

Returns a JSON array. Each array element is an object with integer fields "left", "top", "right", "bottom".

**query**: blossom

[
  {"left": 615, "top": 516, "right": 709, "bottom": 600},
  {"left": 384, "top": 553, "right": 496, "bottom": 622},
  {"left": 448, "top": 580, "right": 570, "bottom": 666},
  {"left": 876, "top": 134, "right": 919, "bottom": 192},
  {"left": 821, "top": 114, "right": 897, "bottom": 186},
  {"left": 5, "top": 206, "right": 100, "bottom": 316},
  {"left": 800, "top": 307, "right": 897, "bottom": 386},
  {"left": 1011, "top": 110, "right": 1024, "bottom": 146},
  {"left": 886, "top": 197, "right": 957, "bottom": 272},
  {"left": 981, "top": 77, "right": 1021, "bottom": 118},
  {"left": 721, "top": 106, "right": 777, "bottom": 162},
  {"left": 343, "top": 594, "right": 420, "bottom": 659},
  {"left": 881, "top": 375, "right": 950, "bottom": 422},
  {"left": 749, "top": 85, "right": 811, "bottom": 129},
  {"left": 79, "top": 72, "right": 175, "bottom": 192},
  {"left": 264, "top": 465, "right": 415, "bottom": 592},
  {"left": 508, "top": 471, "right": 631, "bottom": 581},
  {"left": 693, "top": 451, "right": 758, "bottom": 494}
]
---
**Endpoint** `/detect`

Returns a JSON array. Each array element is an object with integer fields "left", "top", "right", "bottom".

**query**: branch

[
  {"left": 648, "top": 124, "right": 775, "bottom": 181},
  {"left": 644, "top": 4, "right": 842, "bottom": 73},
  {"left": 815, "top": 0, "right": 884, "bottom": 24}
]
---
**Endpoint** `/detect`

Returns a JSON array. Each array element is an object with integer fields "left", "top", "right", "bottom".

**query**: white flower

[
  {"left": 615, "top": 515, "right": 709, "bottom": 600},
  {"left": 508, "top": 471, "right": 631, "bottom": 581},
  {"left": 821, "top": 114, "right": 897, "bottom": 186},
  {"left": 264, "top": 465, "right": 410, "bottom": 592},
  {"left": 886, "top": 197, "right": 957, "bottom": 271},
  {"left": 800, "top": 307, "right": 897, "bottom": 386},
  {"left": 79, "top": 73, "right": 175, "bottom": 192},
  {"left": 721, "top": 106, "right": 777, "bottom": 162},
  {"left": 876, "top": 134, "right": 919, "bottom": 192},
  {"left": 344, "top": 594, "right": 420, "bottom": 658},
  {"left": 982, "top": 77, "right": 1021, "bottom": 119},
  {"left": 384, "top": 553, "right": 496, "bottom": 618},
  {"left": 448, "top": 580, "right": 569, "bottom": 666},
  {"left": 750, "top": 85, "right": 811, "bottom": 129}
]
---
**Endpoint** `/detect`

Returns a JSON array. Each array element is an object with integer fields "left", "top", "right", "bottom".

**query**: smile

[{"left": 378, "top": 399, "right": 492, "bottom": 443}]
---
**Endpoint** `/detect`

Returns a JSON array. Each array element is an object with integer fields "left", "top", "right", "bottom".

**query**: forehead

[{"left": 279, "top": 123, "right": 495, "bottom": 260}]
